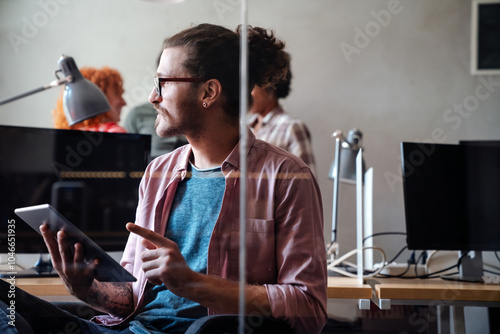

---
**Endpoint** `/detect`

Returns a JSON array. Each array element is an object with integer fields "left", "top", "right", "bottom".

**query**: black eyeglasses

[{"left": 153, "top": 76, "right": 204, "bottom": 97}]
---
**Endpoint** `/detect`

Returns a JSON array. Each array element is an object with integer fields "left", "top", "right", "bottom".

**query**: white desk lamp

[
  {"left": 328, "top": 129, "right": 373, "bottom": 283},
  {"left": 328, "top": 129, "right": 365, "bottom": 257}
]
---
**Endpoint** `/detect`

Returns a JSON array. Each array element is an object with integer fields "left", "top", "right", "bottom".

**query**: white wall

[{"left": 1, "top": 0, "right": 499, "bottom": 281}]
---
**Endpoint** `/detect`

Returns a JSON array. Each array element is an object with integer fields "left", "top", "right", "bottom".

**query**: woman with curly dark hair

[{"left": 52, "top": 67, "right": 127, "bottom": 133}]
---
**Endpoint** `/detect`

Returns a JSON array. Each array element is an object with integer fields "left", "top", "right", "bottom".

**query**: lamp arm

[
  {"left": 0, "top": 76, "right": 72, "bottom": 106},
  {"left": 329, "top": 135, "right": 342, "bottom": 259},
  {"left": 331, "top": 136, "right": 342, "bottom": 243}
]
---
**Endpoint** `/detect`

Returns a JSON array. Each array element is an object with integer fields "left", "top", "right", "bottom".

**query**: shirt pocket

[{"left": 229, "top": 218, "right": 277, "bottom": 284}]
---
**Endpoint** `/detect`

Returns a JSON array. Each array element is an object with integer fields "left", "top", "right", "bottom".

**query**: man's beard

[{"left": 153, "top": 97, "right": 204, "bottom": 140}]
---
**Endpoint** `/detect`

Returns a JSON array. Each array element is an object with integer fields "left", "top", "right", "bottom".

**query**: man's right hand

[{"left": 40, "top": 224, "right": 99, "bottom": 299}]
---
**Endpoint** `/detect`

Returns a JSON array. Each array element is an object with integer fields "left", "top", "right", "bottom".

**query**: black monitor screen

[
  {"left": 401, "top": 142, "right": 500, "bottom": 251},
  {"left": 477, "top": 3, "right": 500, "bottom": 70},
  {"left": 0, "top": 125, "right": 151, "bottom": 253}
]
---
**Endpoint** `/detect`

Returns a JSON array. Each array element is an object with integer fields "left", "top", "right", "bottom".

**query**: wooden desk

[
  {"left": 14, "top": 277, "right": 69, "bottom": 297},
  {"left": 327, "top": 276, "right": 372, "bottom": 309},
  {"left": 367, "top": 278, "right": 500, "bottom": 334},
  {"left": 327, "top": 276, "right": 371, "bottom": 299},
  {"left": 367, "top": 278, "right": 500, "bottom": 308}
]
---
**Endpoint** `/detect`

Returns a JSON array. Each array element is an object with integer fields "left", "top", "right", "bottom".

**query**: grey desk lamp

[
  {"left": 328, "top": 128, "right": 365, "bottom": 261},
  {"left": 0, "top": 55, "right": 110, "bottom": 126}
]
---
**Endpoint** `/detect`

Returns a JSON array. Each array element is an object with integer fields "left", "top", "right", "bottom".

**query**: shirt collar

[
  {"left": 171, "top": 145, "right": 193, "bottom": 181},
  {"left": 172, "top": 128, "right": 256, "bottom": 178},
  {"left": 248, "top": 104, "right": 284, "bottom": 127},
  {"left": 223, "top": 127, "right": 256, "bottom": 172}
]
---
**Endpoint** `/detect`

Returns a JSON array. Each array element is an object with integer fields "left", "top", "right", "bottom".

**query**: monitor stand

[
  {"left": 459, "top": 251, "right": 484, "bottom": 282},
  {"left": 443, "top": 251, "right": 484, "bottom": 283},
  {"left": 0, "top": 254, "right": 58, "bottom": 278}
]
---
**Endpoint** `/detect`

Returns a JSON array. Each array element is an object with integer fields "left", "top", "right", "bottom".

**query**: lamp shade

[
  {"left": 328, "top": 129, "right": 366, "bottom": 184},
  {"left": 58, "top": 55, "right": 110, "bottom": 126},
  {"left": 329, "top": 148, "right": 358, "bottom": 183}
]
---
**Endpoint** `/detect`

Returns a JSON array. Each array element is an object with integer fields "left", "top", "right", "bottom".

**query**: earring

[{"left": 203, "top": 102, "right": 208, "bottom": 108}]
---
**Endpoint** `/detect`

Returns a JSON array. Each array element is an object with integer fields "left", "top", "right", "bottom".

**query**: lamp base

[{"left": 327, "top": 241, "right": 339, "bottom": 264}]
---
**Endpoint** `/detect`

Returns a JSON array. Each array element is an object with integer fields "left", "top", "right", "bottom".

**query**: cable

[
  {"left": 377, "top": 261, "right": 412, "bottom": 278},
  {"left": 362, "top": 232, "right": 406, "bottom": 245},
  {"left": 386, "top": 245, "right": 408, "bottom": 264},
  {"left": 377, "top": 258, "right": 460, "bottom": 279},
  {"left": 330, "top": 238, "right": 495, "bottom": 281},
  {"left": 413, "top": 252, "right": 420, "bottom": 276},
  {"left": 484, "top": 262, "right": 500, "bottom": 272},
  {"left": 484, "top": 269, "right": 500, "bottom": 276},
  {"left": 408, "top": 251, "right": 416, "bottom": 264},
  {"left": 327, "top": 246, "right": 387, "bottom": 279},
  {"left": 420, "top": 250, "right": 428, "bottom": 264},
  {"left": 421, "top": 265, "right": 460, "bottom": 279},
  {"left": 424, "top": 250, "right": 438, "bottom": 274},
  {"left": 329, "top": 246, "right": 466, "bottom": 280},
  {"left": 456, "top": 250, "right": 470, "bottom": 270}
]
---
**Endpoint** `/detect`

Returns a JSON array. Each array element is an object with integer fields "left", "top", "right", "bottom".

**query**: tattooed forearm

[
  {"left": 81, "top": 281, "right": 134, "bottom": 318},
  {"left": 112, "top": 282, "right": 132, "bottom": 298}
]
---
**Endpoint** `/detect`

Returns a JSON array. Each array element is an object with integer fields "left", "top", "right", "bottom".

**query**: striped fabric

[{"left": 249, "top": 106, "right": 317, "bottom": 176}]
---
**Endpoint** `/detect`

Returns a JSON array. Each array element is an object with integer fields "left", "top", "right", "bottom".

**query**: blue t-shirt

[{"left": 129, "top": 163, "right": 225, "bottom": 333}]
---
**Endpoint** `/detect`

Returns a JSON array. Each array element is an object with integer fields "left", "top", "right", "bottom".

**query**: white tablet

[{"left": 14, "top": 204, "right": 136, "bottom": 282}]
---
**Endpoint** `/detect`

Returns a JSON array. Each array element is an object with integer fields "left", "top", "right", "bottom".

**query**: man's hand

[
  {"left": 126, "top": 222, "right": 197, "bottom": 295},
  {"left": 126, "top": 223, "right": 270, "bottom": 314},
  {"left": 40, "top": 224, "right": 99, "bottom": 299}
]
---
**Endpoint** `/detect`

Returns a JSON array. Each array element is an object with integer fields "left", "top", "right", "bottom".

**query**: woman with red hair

[{"left": 52, "top": 67, "right": 127, "bottom": 133}]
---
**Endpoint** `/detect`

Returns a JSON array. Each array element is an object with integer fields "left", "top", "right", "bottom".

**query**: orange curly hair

[{"left": 52, "top": 67, "right": 124, "bottom": 130}]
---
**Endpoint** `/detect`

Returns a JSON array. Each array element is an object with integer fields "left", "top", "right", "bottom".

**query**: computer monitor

[
  {"left": 0, "top": 125, "right": 151, "bottom": 276},
  {"left": 401, "top": 142, "right": 500, "bottom": 281},
  {"left": 471, "top": 0, "right": 500, "bottom": 75}
]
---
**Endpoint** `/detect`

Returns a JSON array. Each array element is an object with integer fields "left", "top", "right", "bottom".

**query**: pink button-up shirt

[{"left": 95, "top": 130, "right": 327, "bottom": 334}]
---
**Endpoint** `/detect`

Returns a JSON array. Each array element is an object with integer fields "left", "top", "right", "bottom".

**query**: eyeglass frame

[{"left": 153, "top": 76, "right": 204, "bottom": 97}]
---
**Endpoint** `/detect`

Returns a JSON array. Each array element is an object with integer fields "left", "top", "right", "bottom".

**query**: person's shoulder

[
  {"left": 251, "top": 138, "right": 309, "bottom": 170},
  {"left": 272, "top": 107, "right": 309, "bottom": 128},
  {"left": 105, "top": 123, "right": 128, "bottom": 133},
  {"left": 276, "top": 110, "right": 307, "bottom": 125},
  {"left": 249, "top": 140, "right": 315, "bottom": 183}
]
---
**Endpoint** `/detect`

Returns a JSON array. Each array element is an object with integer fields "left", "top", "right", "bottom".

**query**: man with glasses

[
  {"left": 124, "top": 49, "right": 189, "bottom": 159},
  {"left": 0, "top": 24, "right": 327, "bottom": 334}
]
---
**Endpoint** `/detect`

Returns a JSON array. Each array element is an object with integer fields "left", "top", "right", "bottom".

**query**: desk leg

[
  {"left": 437, "top": 305, "right": 450, "bottom": 334},
  {"left": 358, "top": 299, "right": 371, "bottom": 310},
  {"left": 371, "top": 293, "right": 391, "bottom": 310},
  {"left": 451, "top": 306, "right": 465, "bottom": 334}
]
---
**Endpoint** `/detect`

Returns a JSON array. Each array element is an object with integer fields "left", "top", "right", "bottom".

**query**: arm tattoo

[{"left": 83, "top": 281, "right": 134, "bottom": 318}]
